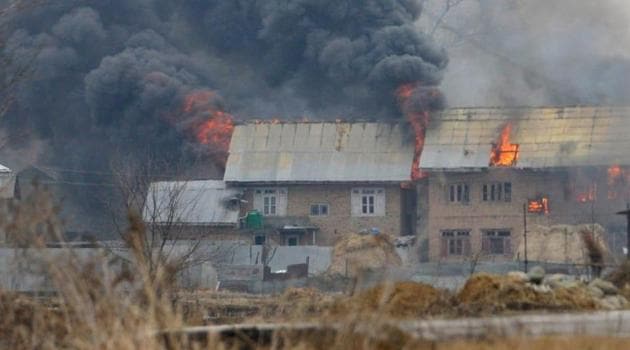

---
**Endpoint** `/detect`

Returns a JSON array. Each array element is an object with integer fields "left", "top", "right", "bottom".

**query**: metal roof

[
  {"left": 224, "top": 122, "right": 414, "bottom": 182},
  {"left": 144, "top": 180, "right": 241, "bottom": 225},
  {"left": 420, "top": 106, "right": 630, "bottom": 170}
]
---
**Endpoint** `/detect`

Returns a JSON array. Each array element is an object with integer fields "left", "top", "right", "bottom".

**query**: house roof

[
  {"left": 420, "top": 106, "right": 630, "bottom": 170},
  {"left": 144, "top": 180, "right": 241, "bottom": 225},
  {"left": 224, "top": 122, "right": 415, "bottom": 183},
  {"left": 0, "top": 163, "right": 13, "bottom": 199}
]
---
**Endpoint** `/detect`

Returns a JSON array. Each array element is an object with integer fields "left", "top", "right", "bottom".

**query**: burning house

[
  {"left": 223, "top": 121, "right": 417, "bottom": 246},
  {"left": 417, "top": 106, "right": 630, "bottom": 261}
]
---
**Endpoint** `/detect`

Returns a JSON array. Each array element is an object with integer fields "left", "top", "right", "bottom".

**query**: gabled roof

[
  {"left": 143, "top": 180, "right": 241, "bottom": 226},
  {"left": 224, "top": 122, "right": 415, "bottom": 183},
  {"left": 420, "top": 106, "right": 630, "bottom": 170}
]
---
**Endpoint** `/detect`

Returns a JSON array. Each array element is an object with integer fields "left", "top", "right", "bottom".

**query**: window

[
  {"left": 448, "top": 183, "right": 470, "bottom": 203},
  {"left": 482, "top": 182, "right": 512, "bottom": 202},
  {"left": 310, "top": 203, "right": 329, "bottom": 216},
  {"left": 441, "top": 230, "right": 471, "bottom": 257},
  {"left": 286, "top": 235, "right": 299, "bottom": 246},
  {"left": 351, "top": 188, "right": 385, "bottom": 216},
  {"left": 253, "top": 188, "right": 287, "bottom": 216},
  {"left": 482, "top": 229, "right": 512, "bottom": 255},
  {"left": 254, "top": 235, "right": 266, "bottom": 245},
  {"left": 263, "top": 194, "right": 276, "bottom": 215},
  {"left": 362, "top": 191, "right": 375, "bottom": 214}
]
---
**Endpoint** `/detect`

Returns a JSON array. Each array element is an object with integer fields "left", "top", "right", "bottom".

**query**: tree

[{"left": 108, "top": 153, "right": 232, "bottom": 292}]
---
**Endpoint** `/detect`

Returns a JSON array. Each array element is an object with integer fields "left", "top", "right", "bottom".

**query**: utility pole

[{"left": 523, "top": 203, "right": 529, "bottom": 273}]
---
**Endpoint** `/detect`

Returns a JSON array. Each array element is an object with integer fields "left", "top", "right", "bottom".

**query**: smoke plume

[
  {"left": 423, "top": 0, "right": 630, "bottom": 107},
  {"left": 3, "top": 1, "right": 447, "bottom": 169},
  {"left": 0, "top": 1, "right": 447, "bottom": 235}
]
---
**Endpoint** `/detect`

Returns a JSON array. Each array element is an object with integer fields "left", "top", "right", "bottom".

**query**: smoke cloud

[
  {"left": 422, "top": 0, "right": 630, "bottom": 107},
  {"left": 0, "top": 1, "right": 447, "bottom": 235},
  {"left": 3, "top": 1, "right": 447, "bottom": 166}
]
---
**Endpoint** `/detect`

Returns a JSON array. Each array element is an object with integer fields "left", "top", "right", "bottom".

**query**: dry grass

[
  {"left": 0, "top": 191, "right": 627, "bottom": 349},
  {"left": 330, "top": 281, "right": 453, "bottom": 319}
]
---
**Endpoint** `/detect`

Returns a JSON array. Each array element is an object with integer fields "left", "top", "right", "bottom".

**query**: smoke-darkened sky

[
  {"left": 420, "top": 0, "right": 630, "bottom": 107},
  {"left": 2, "top": 0, "right": 447, "bottom": 174}
]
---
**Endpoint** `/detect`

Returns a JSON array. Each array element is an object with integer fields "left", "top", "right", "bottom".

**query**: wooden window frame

[
  {"left": 481, "top": 229, "right": 512, "bottom": 256},
  {"left": 440, "top": 230, "right": 471, "bottom": 257},
  {"left": 351, "top": 188, "right": 385, "bottom": 217},
  {"left": 482, "top": 182, "right": 512, "bottom": 202},
  {"left": 310, "top": 203, "right": 329, "bottom": 217},
  {"left": 448, "top": 183, "right": 470, "bottom": 204}
]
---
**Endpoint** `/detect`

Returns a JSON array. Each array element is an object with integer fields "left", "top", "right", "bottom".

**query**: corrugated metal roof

[
  {"left": 144, "top": 180, "right": 241, "bottom": 225},
  {"left": 224, "top": 122, "right": 414, "bottom": 182},
  {"left": 420, "top": 106, "right": 630, "bottom": 170}
]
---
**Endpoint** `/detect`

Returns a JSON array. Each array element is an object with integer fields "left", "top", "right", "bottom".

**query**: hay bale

[
  {"left": 327, "top": 233, "right": 402, "bottom": 278},
  {"left": 514, "top": 224, "right": 609, "bottom": 264},
  {"left": 332, "top": 281, "right": 451, "bottom": 318},
  {"left": 607, "top": 261, "right": 630, "bottom": 289},
  {"left": 456, "top": 273, "right": 598, "bottom": 314}
]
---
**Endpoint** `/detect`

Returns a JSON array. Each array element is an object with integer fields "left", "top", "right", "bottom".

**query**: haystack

[
  {"left": 332, "top": 281, "right": 452, "bottom": 318},
  {"left": 514, "top": 224, "right": 609, "bottom": 264},
  {"left": 457, "top": 274, "right": 598, "bottom": 314},
  {"left": 327, "top": 233, "right": 402, "bottom": 278}
]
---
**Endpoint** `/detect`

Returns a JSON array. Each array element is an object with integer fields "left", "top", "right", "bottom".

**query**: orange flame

[
  {"left": 528, "top": 197, "right": 550, "bottom": 214},
  {"left": 607, "top": 164, "right": 628, "bottom": 199},
  {"left": 608, "top": 165, "right": 623, "bottom": 182},
  {"left": 195, "top": 111, "right": 234, "bottom": 150},
  {"left": 576, "top": 183, "right": 597, "bottom": 203},
  {"left": 396, "top": 83, "right": 428, "bottom": 181},
  {"left": 182, "top": 90, "right": 235, "bottom": 162},
  {"left": 490, "top": 123, "right": 519, "bottom": 167}
]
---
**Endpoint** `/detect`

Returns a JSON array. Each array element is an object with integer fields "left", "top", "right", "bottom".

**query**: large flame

[
  {"left": 489, "top": 123, "right": 519, "bottom": 167},
  {"left": 396, "top": 83, "right": 429, "bottom": 181},
  {"left": 528, "top": 197, "right": 550, "bottom": 214},
  {"left": 182, "top": 90, "right": 235, "bottom": 155}
]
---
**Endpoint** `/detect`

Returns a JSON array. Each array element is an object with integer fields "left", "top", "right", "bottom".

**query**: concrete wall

[
  {"left": 266, "top": 246, "right": 331, "bottom": 274},
  {"left": 0, "top": 244, "right": 330, "bottom": 293},
  {"left": 242, "top": 184, "right": 403, "bottom": 246},
  {"left": 420, "top": 168, "right": 628, "bottom": 262}
]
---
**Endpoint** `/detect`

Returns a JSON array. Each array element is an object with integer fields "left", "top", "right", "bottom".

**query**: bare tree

[
  {"left": 107, "top": 153, "right": 231, "bottom": 291},
  {"left": 466, "top": 249, "right": 487, "bottom": 276}
]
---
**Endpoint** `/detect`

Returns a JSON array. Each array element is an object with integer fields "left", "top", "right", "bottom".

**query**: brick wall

[
  {"left": 421, "top": 168, "right": 626, "bottom": 261},
  {"left": 174, "top": 225, "right": 252, "bottom": 242},
  {"left": 241, "top": 184, "right": 403, "bottom": 246}
]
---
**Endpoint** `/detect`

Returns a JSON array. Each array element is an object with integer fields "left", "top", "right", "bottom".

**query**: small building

[
  {"left": 143, "top": 180, "right": 248, "bottom": 241},
  {"left": 223, "top": 122, "right": 417, "bottom": 246},
  {"left": 0, "top": 163, "right": 15, "bottom": 243},
  {"left": 0, "top": 164, "right": 15, "bottom": 200},
  {"left": 418, "top": 106, "right": 630, "bottom": 261}
]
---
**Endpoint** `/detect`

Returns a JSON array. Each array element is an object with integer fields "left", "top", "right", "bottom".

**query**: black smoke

[
  {"left": 5, "top": 1, "right": 446, "bottom": 163},
  {"left": 1, "top": 1, "right": 447, "bottom": 235}
]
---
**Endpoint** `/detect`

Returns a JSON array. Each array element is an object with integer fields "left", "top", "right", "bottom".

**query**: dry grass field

[{"left": 1, "top": 193, "right": 630, "bottom": 349}]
